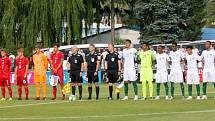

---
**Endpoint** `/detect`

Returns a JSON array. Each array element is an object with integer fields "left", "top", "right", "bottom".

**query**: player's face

[
  {"left": 108, "top": 45, "right": 114, "bottom": 52},
  {"left": 142, "top": 44, "right": 148, "bottom": 50},
  {"left": 72, "top": 47, "right": 78, "bottom": 54},
  {"left": 1, "top": 51, "right": 6, "bottom": 57},
  {"left": 125, "top": 41, "right": 131, "bottom": 48},
  {"left": 172, "top": 44, "right": 177, "bottom": 51},
  {"left": 157, "top": 46, "right": 162, "bottom": 53},
  {"left": 186, "top": 48, "right": 192, "bottom": 54},
  {"left": 89, "top": 46, "right": 95, "bottom": 52},
  {"left": 205, "top": 42, "right": 211, "bottom": 50},
  {"left": 35, "top": 48, "right": 40, "bottom": 53},
  {"left": 53, "top": 46, "right": 59, "bottom": 52},
  {"left": 17, "top": 51, "right": 23, "bottom": 57}
]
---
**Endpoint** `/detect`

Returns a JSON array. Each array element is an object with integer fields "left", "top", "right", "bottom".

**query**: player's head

[
  {"left": 34, "top": 45, "right": 41, "bottom": 54},
  {"left": 89, "top": 44, "right": 95, "bottom": 52},
  {"left": 108, "top": 43, "right": 114, "bottom": 52},
  {"left": 125, "top": 39, "right": 132, "bottom": 48},
  {"left": 172, "top": 42, "right": 178, "bottom": 51},
  {"left": 1, "top": 49, "right": 7, "bottom": 57},
  {"left": 17, "top": 48, "right": 24, "bottom": 57},
  {"left": 157, "top": 45, "right": 164, "bottom": 54},
  {"left": 205, "top": 41, "right": 212, "bottom": 50},
  {"left": 141, "top": 42, "right": 149, "bottom": 51},
  {"left": 53, "top": 43, "right": 60, "bottom": 52},
  {"left": 186, "top": 45, "right": 193, "bottom": 54},
  {"left": 72, "top": 45, "right": 78, "bottom": 54}
]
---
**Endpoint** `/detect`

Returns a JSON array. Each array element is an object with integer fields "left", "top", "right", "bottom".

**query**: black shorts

[
  {"left": 87, "top": 71, "right": 98, "bottom": 83},
  {"left": 107, "top": 70, "right": 119, "bottom": 83},
  {"left": 70, "top": 71, "right": 83, "bottom": 83}
]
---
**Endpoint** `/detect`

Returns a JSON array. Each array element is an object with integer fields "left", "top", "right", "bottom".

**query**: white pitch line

[{"left": 0, "top": 109, "right": 215, "bottom": 120}]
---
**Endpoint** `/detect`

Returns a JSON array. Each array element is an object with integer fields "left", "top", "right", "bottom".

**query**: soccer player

[
  {"left": 33, "top": 45, "right": 48, "bottom": 100},
  {"left": 14, "top": 48, "right": 29, "bottom": 100},
  {"left": 85, "top": 44, "right": 100, "bottom": 100},
  {"left": 121, "top": 39, "right": 138, "bottom": 101},
  {"left": 50, "top": 43, "right": 65, "bottom": 100},
  {"left": 200, "top": 41, "right": 215, "bottom": 100},
  {"left": 138, "top": 42, "right": 155, "bottom": 100},
  {"left": 155, "top": 45, "right": 170, "bottom": 100},
  {"left": 105, "top": 43, "right": 121, "bottom": 100},
  {"left": 67, "top": 46, "right": 84, "bottom": 100},
  {"left": 184, "top": 45, "right": 201, "bottom": 100},
  {"left": 0, "top": 49, "right": 13, "bottom": 101},
  {"left": 169, "top": 42, "right": 185, "bottom": 100}
]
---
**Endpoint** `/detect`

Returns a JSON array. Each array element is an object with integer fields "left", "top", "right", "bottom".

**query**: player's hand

[
  {"left": 118, "top": 71, "right": 121, "bottom": 76},
  {"left": 24, "top": 74, "right": 27, "bottom": 78},
  {"left": 14, "top": 74, "right": 17, "bottom": 80},
  {"left": 94, "top": 71, "right": 98, "bottom": 76},
  {"left": 54, "top": 69, "right": 57, "bottom": 74},
  {"left": 80, "top": 72, "right": 83, "bottom": 77}
]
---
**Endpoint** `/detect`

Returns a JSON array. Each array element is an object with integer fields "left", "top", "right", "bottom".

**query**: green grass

[{"left": 0, "top": 83, "right": 215, "bottom": 121}]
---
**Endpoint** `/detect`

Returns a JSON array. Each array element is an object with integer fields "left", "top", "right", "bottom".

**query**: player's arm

[
  {"left": 67, "top": 57, "right": 71, "bottom": 71},
  {"left": 80, "top": 55, "right": 84, "bottom": 77},
  {"left": 14, "top": 64, "right": 18, "bottom": 80}
]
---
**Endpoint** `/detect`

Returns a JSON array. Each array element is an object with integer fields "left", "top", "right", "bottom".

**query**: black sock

[
  {"left": 72, "top": 86, "right": 76, "bottom": 95},
  {"left": 109, "top": 86, "right": 113, "bottom": 98},
  {"left": 96, "top": 86, "right": 100, "bottom": 99},
  {"left": 78, "top": 86, "right": 82, "bottom": 99},
  {"left": 117, "top": 93, "right": 120, "bottom": 100},
  {"left": 88, "top": 87, "right": 92, "bottom": 98}
]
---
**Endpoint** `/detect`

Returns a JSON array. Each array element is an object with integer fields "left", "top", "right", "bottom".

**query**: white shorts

[
  {"left": 123, "top": 67, "right": 136, "bottom": 81},
  {"left": 187, "top": 71, "right": 200, "bottom": 85},
  {"left": 170, "top": 69, "right": 184, "bottom": 83},
  {"left": 155, "top": 70, "right": 168, "bottom": 83},
  {"left": 203, "top": 69, "right": 215, "bottom": 83}
]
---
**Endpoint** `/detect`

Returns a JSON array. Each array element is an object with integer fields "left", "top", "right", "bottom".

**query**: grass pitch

[{"left": 0, "top": 83, "right": 215, "bottom": 121}]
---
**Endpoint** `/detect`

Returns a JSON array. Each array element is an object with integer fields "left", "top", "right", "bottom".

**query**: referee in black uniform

[
  {"left": 68, "top": 46, "right": 84, "bottom": 100},
  {"left": 105, "top": 43, "right": 121, "bottom": 100},
  {"left": 85, "top": 44, "right": 100, "bottom": 100}
]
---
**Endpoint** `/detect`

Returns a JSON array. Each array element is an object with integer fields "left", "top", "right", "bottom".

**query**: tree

[{"left": 205, "top": 0, "right": 215, "bottom": 27}]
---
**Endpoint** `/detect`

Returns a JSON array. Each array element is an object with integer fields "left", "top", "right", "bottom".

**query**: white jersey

[
  {"left": 156, "top": 53, "right": 170, "bottom": 71},
  {"left": 122, "top": 48, "right": 137, "bottom": 68},
  {"left": 201, "top": 49, "right": 215, "bottom": 70},
  {"left": 186, "top": 53, "right": 201, "bottom": 71},
  {"left": 169, "top": 50, "right": 185, "bottom": 70}
]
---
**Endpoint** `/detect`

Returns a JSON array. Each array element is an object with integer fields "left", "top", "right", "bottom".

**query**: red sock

[
  {"left": 53, "top": 86, "right": 57, "bottom": 98},
  {"left": 7, "top": 86, "right": 12, "bottom": 98},
  {"left": 24, "top": 86, "right": 29, "bottom": 98},
  {"left": 18, "top": 86, "right": 22, "bottom": 98},
  {"left": 1, "top": 87, "right": 5, "bottom": 98}
]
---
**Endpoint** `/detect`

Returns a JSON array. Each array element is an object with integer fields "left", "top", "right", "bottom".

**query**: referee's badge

[
  {"left": 74, "top": 59, "right": 77, "bottom": 63},
  {"left": 111, "top": 58, "right": 115, "bottom": 62},
  {"left": 91, "top": 58, "right": 95, "bottom": 62}
]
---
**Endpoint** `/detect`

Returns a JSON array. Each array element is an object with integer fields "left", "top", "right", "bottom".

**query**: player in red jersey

[
  {"left": 50, "top": 43, "right": 65, "bottom": 100},
  {"left": 14, "top": 48, "right": 29, "bottom": 100},
  {"left": 0, "top": 49, "right": 13, "bottom": 101}
]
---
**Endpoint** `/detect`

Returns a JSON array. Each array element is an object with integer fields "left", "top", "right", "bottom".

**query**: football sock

[
  {"left": 35, "top": 83, "right": 40, "bottom": 98},
  {"left": 164, "top": 82, "right": 169, "bottom": 96},
  {"left": 171, "top": 82, "right": 175, "bottom": 97},
  {"left": 180, "top": 83, "right": 185, "bottom": 96},
  {"left": 148, "top": 81, "right": 153, "bottom": 97},
  {"left": 53, "top": 86, "right": 57, "bottom": 98},
  {"left": 24, "top": 86, "right": 29, "bottom": 98},
  {"left": 18, "top": 86, "right": 22, "bottom": 98},
  {"left": 72, "top": 86, "right": 76, "bottom": 95},
  {"left": 78, "top": 85, "right": 82, "bottom": 99},
  {"left": 42, "top": 83, "right": 47, "bottom": 98},
  {"left": 203, "top": 82, "right": 207, "bottom": 95},
  {"left": 88, "top": 87, "right": 92, "bottom": 98},
  {"left": 156, "top": 83, "right": 161, "bottom": 96},
  {"left": 132, "top": 82, "right": 138, "bottom": 95},
  {"left": 124, "top": 82, "right": 128, "bottom": 96},
  {"left": 109, "top": 85, "right": 113, "bottom": 98},
  {"left": 196, "top": 84, "right": 200, "bottom": 96},
  {"left": 188, "top": 85, "right": 192, "bottom": 96},
  {"left": 142, "top": 81, "right": 147, "bottom": 97},
  {"left": 1, "top": 86, "right": 5, "bottom": 98},
  {"left": 8, "top": 86, "right": 12, "bottom": 98},
  {"left": 96, "top": 86, "right": 100, "bottom": 99}
]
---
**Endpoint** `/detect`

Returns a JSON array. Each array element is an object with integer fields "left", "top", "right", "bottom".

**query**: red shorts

[
  {"left": 0, "top": 77, "right": 11, "bottom": 86},
  {"left": 52, "top": 69, "right": 64, "bottom": 85},
  {"left": 17, "top": 76, "right": 28, "bottom": 86}
]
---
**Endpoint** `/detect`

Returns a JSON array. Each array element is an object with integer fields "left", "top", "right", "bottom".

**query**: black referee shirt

[
  {"left": 68, "top": 53, "right": 84, "bottom": 71},
  {"left": 105, "top": 51, "right": 120, "bottom": 70},
  {"left": 85, "top": 52, "right": 100, "bottom": 71}
]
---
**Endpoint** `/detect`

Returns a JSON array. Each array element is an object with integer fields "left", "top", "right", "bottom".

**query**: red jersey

[
  {"left": 51, "top": 51, "right": 64, "bottom": 70},
  {"left": 0, "top": 57, "right": 12, "bottom": 78},
  {"left": 15, "top": 57, "right": 29, "bottom": 76}
]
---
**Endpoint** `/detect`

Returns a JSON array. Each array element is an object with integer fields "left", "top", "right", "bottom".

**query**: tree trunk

[{"left": 111, "top": 0, "right": 115, "bottom": 43}]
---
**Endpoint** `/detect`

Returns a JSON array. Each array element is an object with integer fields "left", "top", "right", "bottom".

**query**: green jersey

[{"left": 138, "top": 50, "right": 155, "bottom": 68}]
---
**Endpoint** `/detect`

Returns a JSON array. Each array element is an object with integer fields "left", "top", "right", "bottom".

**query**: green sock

[
  {"left": 171, "top": 82, "right": 174, "bottom": 97},
  {"left": 203, "top": 83, "right": 207, "bottom": 95},
  {"left": 164, "top": 82, "right": 169, "bottom": 96},
  {"left": 156, "top": 83, "right": 161, "bottom": 96},
  {"left": 124, "top": 82, "right": 128, "bottom": 96},
  {"left": 214, "top": 83, "right": 215, "bottom": 89},
  {"left": 188, "top": 85, "right": 192, "bottom": 96},
  {"left": 180, "top": 83, "right": 185, "bottom": 96},
  {"left": 196, "top": 84, "right": 200, "bottom": 96},
  {"left": 132, "top": 82, "right": 138, "bottom": 95}
]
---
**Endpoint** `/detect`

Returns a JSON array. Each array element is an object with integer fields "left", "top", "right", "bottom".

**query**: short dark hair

[
  {"left": 1, "top": 48, "right": 7, "bottom": 53},
  {"left": 186, "top": 45, "right": 193, "bottom": 49},
  {"left": 35, "top": 45, "right": 41, "bottom": 49},
  {"left": 206, "top": 41, "right": 211, "bottom": 45},
  {"left": 158, "top": 45, "right": 164, "bottom": 49},
  {"left": 141, "top": 42, "right": 149, "bottom": 47},
  {"left": 17, "top": 48, "right": 24, "bottom": 52},
  {"left": 125, "top": 39, "right": 132, "bottom": 44},
  {"left": 172, "top": 42, "right": 177, "bottom": 46},
  {"left": 89, "top": 44, "right": 95, "bottom": 48},
  {"left": 108, "top": 43, "right": 115, "bottom": 47},
  {"left": 53, "top": 43, "right": 60, "bottom": 48}
]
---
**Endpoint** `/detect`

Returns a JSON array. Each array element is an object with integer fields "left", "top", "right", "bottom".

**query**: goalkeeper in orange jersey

[
  {"left": 33, "top": 45, "right": 48, "bottom": 100},
  {"left": 14, "top": 48, "right": 29, "bottom": 100}
]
